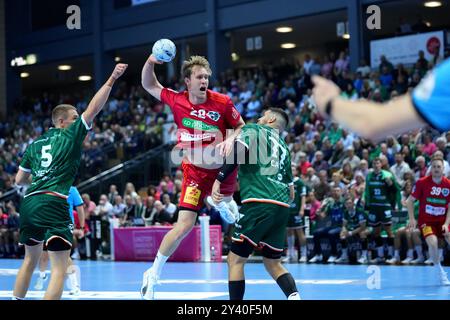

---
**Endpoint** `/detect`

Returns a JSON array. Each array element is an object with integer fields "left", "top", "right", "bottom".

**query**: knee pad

[{"left": 230, "top": 240, "right": 254, "bottom": 259}]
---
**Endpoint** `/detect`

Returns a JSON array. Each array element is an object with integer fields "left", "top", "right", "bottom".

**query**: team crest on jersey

[
  {"left": 207, "top": 111, "right": 220, "bottom": 122},
  {"left": 443, "top": 188, "right": 449, "bottom": 197}
]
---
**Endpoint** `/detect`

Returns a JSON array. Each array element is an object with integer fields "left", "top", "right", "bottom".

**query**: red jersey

[
  {"left": 412, "top": 175, "right": 450, "bottom": 223},
  {"left": 160, "top": 88, "right": 240, "bottom": 149}
]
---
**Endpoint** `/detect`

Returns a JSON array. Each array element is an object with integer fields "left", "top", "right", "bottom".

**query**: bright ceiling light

[
  {"left": 58, "top": 65, "right": 72, "bottom": 71},
  {"left": 20, "top": 72, "right": 29, "bottom": 78},
  {"left": 343, "top": 33, "right": 350, "bottom": 39},
  {"left": 281, "top": 43, "right": 296, "bottom": 49},
  {"left": 78, "top": 75, "right": 92, "bottom": 81},
  {"left": 115, "top": 57, "right": 121, "bottom": 62},
  {"left": 424, "top": 1, "right": 442, "bottom": 7},
  {"left": 276, "top": 26, "right": 293, "bottom": 33}
]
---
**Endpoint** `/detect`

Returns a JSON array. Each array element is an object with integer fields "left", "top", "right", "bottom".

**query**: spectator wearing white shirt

[
  {"left": 303, "top": 54, "right": 314, "bottom": 75},
  {"left": 245, "top": 94, "right": 262, "bottom": 119},
  {"left": 238, "top": 84, "right": 252, "bottom": 105},
  {"left": 356, "top": 59, "right": 371, "bottom": 78},
  {"left": 390, "top": 152, "right": 411, "bottom": 187},
  {"left": 112, "top": 195, "right": 127, "bottom": 219},
  {"left": 162, "top": 194, "right": 177, "bottom": 218},
  {"left": 342, "top": 147, "right": 361, "bottom": 171},
  {"left": 96, "top": 194, "right": 114, "bottom": 218},
  {"left": 425, "top": 150, "right": 450, "bottom": 177}
]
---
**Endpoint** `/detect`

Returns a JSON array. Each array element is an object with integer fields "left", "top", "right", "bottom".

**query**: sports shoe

[
  {"left": 401, "top": 257, "right": 414, "bottom": 265},
  {"left": 71, "top": 251, "right": 80, "bottom": 260},
  {"left": 288, "top": 292, "right": 301, "bottom": 300},
  {"left": 411, "top": 256, "right": 425, "bottom": 265},
  {"left": 326, "top": 255, "right": 337, "bottom": 263},
  {"left": 298, "top": 256, "right": 307, "bottom": 263},
  {"left": 206, "top": 196, "right": 236, "bottom": 224},
  {"left": 309, "top": 254, "right": 322, "bottom": 263},
  {"left": 69, "top": 285, "right": 81, "bottom": 296},
  {"left": 335, "top": 256, "right": 349, "bottom": 264},
  {"left": 440, "top": 270, "right": 450, "bottom": 286},
  {"left": 370, "top": 257, "right": 385, "bottom": 264},
  {"left": 424, "top": 258, "right": 434, "bottom": 265},
  {"left": 357, "top": 255, "right": 368, "bottom": 264},
  {"left": 34, "top": 274, "right": 48, "bottom": 290},
  {"left": 140, "top": 268, "right": 159, "bottom": 300},
  {"left": 386, "top": 257, "right": 400, "bottom": 265}
]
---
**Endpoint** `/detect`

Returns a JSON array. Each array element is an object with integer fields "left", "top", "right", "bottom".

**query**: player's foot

[
  {"left": 71, "top": 251, "right": 80, "bottom": 260},
  {"left": 411, "top": 256, "right": 424, "bottom": 265},
  {"left": 326, "top": 255, "right": 337, "bottom": 263},
  {"left": 206, "top": 196, "right": 236, "bottom": 224},
  {"left": 386, "top": 257, "right": 400, "bottom": 265},
  {"left": 357, "top": 255, "right": 368, "bottom": 264},
  {"left": 288, "top": 292, "right": 301, "bottom": 300},
  {"left": 281, "top": 256, "right": 291, "bottom": 263},
  {"left": 309, "top": 254, "right": 322, "bottom": 263},
  {"left": 401, "top": 257, "right": 414, "bottom": 265},
  {"left": 440, "top": 271, "right": 450, "bottom": 286},
  {"left": 370, "top": 257, "right": 385, "bottom": 264},
  {"left": 424, "top": 258, "right": 434, "bottom": 265},
  {"left": 334, "top": 256, "right": 349, "bottom": 264},
  {"left": 141, "top": 268, "right": 159, "bottom": 300},
  {"left": 34, "top": 274, "right": 48, "bottom": 290},
  {"left": 69, "top": 285, "right": 81, "bottom": 296},
  {"left": 298, "top": 256, "right": 307, "bottom": 263}
]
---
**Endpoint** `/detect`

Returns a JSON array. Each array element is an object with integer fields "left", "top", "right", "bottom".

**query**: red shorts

[
  {"left": 418, "top": 217, "right": 449, "bottom": 239},
  {"left": 179, "top": 162, "right": 238, "bottom": 212}
]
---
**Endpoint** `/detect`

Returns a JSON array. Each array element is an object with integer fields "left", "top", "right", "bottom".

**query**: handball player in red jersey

[
  {"left": 406, "top": 154, "right": 450, "bottom": 285},
  {"left": 140, "top": 54, "right": 244, "bottom": 299}
]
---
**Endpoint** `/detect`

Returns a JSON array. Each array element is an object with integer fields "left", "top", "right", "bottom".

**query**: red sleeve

[
  {"left": 411, "top": 179, "right": 422, "bottom": 199},
  {"left": 160, "top": 88, "right": 178, "bottom": 107},
  {"left": 224, "top": 97, "right": 241, "bottom": 128}
]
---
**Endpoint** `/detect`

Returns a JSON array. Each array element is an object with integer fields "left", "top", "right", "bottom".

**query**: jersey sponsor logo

[
  {"left": 183, "top": 186, "right": 201, "bottom": 206},
  {"left": 179, "top": 131, "right": 216, "bottom": 142},
  {"left": 181, "top": 118, "right": 219, "bottom": 132},
  {"left": 426, "top": 197, "right": 447, "bottom": 205},
  {"left": 425, "top": 204, "right": 446, "bottom": 216},
  {"left": 231, "top": 107, "right": 239, "bottom": 120},
  {"left": 443, "top": 188, "right": 450, "bottom": 197},
  {"left": 206, "top": 111, "right": 220, "bottom": 122},
  {"left": 421, "top": 224, "right": 434, "bottom": 237}
]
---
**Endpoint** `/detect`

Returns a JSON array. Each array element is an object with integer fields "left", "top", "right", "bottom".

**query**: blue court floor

[{"left": 0, "top": 259, "right": 449, "bottom": 300}]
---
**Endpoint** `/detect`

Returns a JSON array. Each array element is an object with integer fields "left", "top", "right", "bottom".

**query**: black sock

[
  {"left": 276, "top": 273, "right": 298, "bottom": 298},
  {"left": 361, "top": 238, "right": 368, "bottom": 250},
  {"left": 375, "top": 236, "right": 383, "bottom": 248},
  {"left": 341, "top": 239, "right": 348, "bottom": 249},
  {"left": 229, "top": 280, "right": 245, "bottom": 300},
  {"left": 387, "top": 237, "right": 394, "bottom": 247}
]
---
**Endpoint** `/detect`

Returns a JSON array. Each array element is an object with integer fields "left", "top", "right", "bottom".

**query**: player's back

[{"left": 21, "top": 117, "right": 89, "bottom": 199}]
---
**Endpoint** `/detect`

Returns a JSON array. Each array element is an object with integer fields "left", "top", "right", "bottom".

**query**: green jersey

[
  {"left": 344, "top": 202, "right": 367, "bottom": 230},
  {"left": 20, "top": 116, "right": 90, "bottom": 199},
  {"left": 364, "top": 170, "right": 401, "bottom": 209},
  {"left": 289, "top": 177, "right": 308, "bottom": 214},
  {"left": 237, "top": 123, "right": 293, "bottom": 207}
]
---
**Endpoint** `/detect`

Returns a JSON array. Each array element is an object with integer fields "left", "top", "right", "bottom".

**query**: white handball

[{"left": 152, "top": 39, "right": 176, "bottom": 63}]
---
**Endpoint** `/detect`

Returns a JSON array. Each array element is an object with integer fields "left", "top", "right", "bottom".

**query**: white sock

[
  {"left": 341, "top": 248, "right": 348, "bottom": 258},
  {"left": 407, "top": 249, "right": 414, "bottom": 259},
  {"left": 287, "top": 235, "right": 295, "bottom": 255},
  {"left": 394, "top": 250, "right": 400, "bottom": 259},
  {"left": 300, "top": 245, "right": 307, "bottom": 258},
  {"left": 388, "top": 246, "right": 394, "bottom": 257},
  {"left": 39, "top": 271, "right": 47, "bottom": 279},
  {"left": 362, "top": 250, "right": 368, "bottom": 258},
  {"left": 68, "top": 272, "right": 79, "bottom": 288},
  {"left": 439, "top": 249, "right": 444, "bottom": 260},
  {"left": 377, "top": 246, "right": 384, "bottom": 258},
  {"left": 152, "top": 251, "right": 169, "bottom": 277},
  {"left": 415, "top": 245, "right": 423, "bottom": 259}
]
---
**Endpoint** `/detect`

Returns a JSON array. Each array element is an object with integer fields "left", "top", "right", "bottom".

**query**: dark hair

[{"left": 269, "top": 107, "right": 289, "bottom": 130}]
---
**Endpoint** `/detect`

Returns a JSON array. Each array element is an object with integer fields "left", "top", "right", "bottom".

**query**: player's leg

[
  {"left": 422, "top": 223, "right": 449, "bottom": 285},
  {"left": 296, "top": 228, "right": 307, "bottom": 262},
  {"left": 141, "top": 209, "right": 197, "bottom": 299},
  {"left": 227, "top": 241, "right": 253, "bottom": 300},
  {"left": 66, "top": 257, "right": 80, "bottom": 295},
  {"left": 34, "top": 249, "right": 49, "bottom": 290},
  {"left": 358, "top": 229, "right": 370, "bottom": 264},
  {"left": 387, "top": 226, "right": 402, "bottom": 264},
  {"left": 309, "top": 227, "right": 328, "bottom": 263},
  {"left": 401, "top": 227, "right": 414, "bottom": 264},
  {"left": 382, "top": 210, "right": 395, "bottom": 259},
  {"left": 262, "top": 255, "right": 300, "bottom": 300},
  {"left": 411, "top": 228, "right": 425, "bottom": 264},
  {"left": 370, "top": 225, "right": 384, "bottom": 263},
  {"left": 326, "top": 226, "right": 341, "bottom": 263},
  {"left": 283, "top": 228, "right": 295, "bottom": 262},
  {"left": 335, "top": 229, "right": 349, "bottom": 264},
  {"left": 45, "top": 239, "right": 71, "bottom": 300},
  {"left": 13, "top": 242, "right": 43, "bottom": 299},
  {"left": 71, "top": 229, "right": 82, "bottom": 260}
]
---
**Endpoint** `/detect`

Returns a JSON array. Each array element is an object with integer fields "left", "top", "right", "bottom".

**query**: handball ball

[{"left": 152, "top": 39, "right": 176, "bottom": 62}]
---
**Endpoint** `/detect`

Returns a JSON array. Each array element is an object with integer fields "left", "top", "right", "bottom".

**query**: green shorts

[
  {"left": 367, "top": 206, "right": 392, "bottom": 227},
  {"left": 19, "top": 194, "right": 74, "bottom": 248},
  {"left": 287, "top": 211, "right": 305, "bottom": 229},
  {"left": 232, "top": 202, "right": 290, "bottom": 252}
]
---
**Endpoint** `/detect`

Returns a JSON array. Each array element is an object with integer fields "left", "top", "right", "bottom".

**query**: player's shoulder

[
  {"left": 207, "top": 90, "right": 231, "bottom": 105},
  {"left": 417, "top": 175, "right": 432, "bottom": 185},
  {"left": 442, "top": 176, "right": 450, "bottom": 186}
]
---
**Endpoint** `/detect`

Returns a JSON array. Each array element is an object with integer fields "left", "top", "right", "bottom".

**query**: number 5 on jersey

[{"left": 41, "top": 145, "right": 53, "bottom": 167}]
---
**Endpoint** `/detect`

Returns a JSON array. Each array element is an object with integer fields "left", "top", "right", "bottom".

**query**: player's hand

[
  {"left": 111, "top": 63, "right": 128, "bottom": 80},
  {"left": 311, "top": 75, "right": 341, "bottom": 116},
  {"left": 407, "top": 218, "right": 417, "bottom": 230},
  {"left": 442, "top": 224, "right": 449, "bottom": 234},
  {"left": 148, "top": 54, "right": 164, "bottom": 65},
  {"left": 211, "top": 180, "right": 223, "bottom": 204},
  {"left": 299, "top": 210, "right": 304, "bottom": 217},
  {"left": 216, "top": 137, "right": 235, "bottom": 157}
]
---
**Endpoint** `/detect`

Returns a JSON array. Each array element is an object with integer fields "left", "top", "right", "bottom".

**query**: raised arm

[
  {"left": 82, "top": 63, "right": 128, "bottom": 125},
  {"left": 141, "top": 54, "right": 165, "bottom": 101}
]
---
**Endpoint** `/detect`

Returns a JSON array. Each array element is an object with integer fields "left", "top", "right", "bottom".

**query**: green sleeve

[
  {"left": 63, "top": 116, "right": 91, "bottom": 146},
  {"left": 19, "top": 146, "right": 33, "bottom": 173}
]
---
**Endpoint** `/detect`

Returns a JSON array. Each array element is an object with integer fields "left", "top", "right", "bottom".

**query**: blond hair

[
  {"left": 181, "top": 55, "right": 212, "bottom": 79},
  {"left": 52, "top": 104, "right": 76, "bottom": 126}
]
